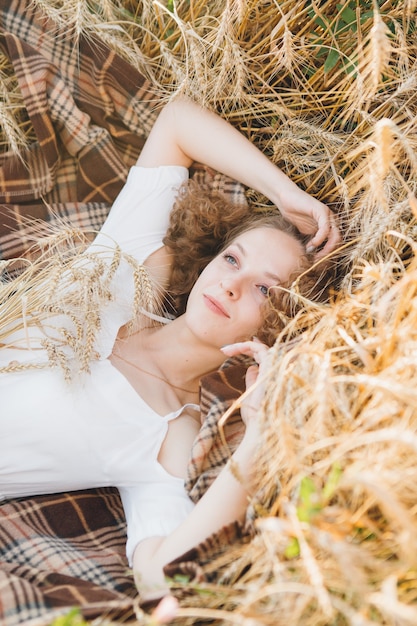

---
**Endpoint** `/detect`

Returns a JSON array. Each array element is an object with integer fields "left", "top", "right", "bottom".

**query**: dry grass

[
  {"left": 0, "top": 55, "right": 35, "bottom": 158},
  {"left": 2, "top": 0, "right": 417, "bottom": 624},
  {"left": 0, "top": 226, "right": 159, "bottom": 378}
]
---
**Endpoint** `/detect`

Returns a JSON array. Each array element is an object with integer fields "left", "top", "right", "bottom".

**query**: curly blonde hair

[{"left": 164, "top": 180, "right": 327, "bottom": 346}]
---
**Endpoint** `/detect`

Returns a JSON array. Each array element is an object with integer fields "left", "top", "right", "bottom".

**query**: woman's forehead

[
  {"left": 227, "top": 227, "right": 305, "bottom": 280},
  {"left": 231, "top": 226, "right": 303, "bottom": 253}
]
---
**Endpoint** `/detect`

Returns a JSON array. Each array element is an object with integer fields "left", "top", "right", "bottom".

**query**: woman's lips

[{"left": 203, "top": 294, "right": 230, "bottom": 318}]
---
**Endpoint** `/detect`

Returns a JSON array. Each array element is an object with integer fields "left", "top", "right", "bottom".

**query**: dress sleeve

[
  {"left": 90, "top": 165, "right": 189, "bottom": 264},
  {"left": 0, "top": 167, "right": 189, "bottom": 365},
  {"left": 119, "top": 479, "right": 195, "bottom": 566},
  {"left": 86, "top": 165, "right": 189, "bottom": 358}
]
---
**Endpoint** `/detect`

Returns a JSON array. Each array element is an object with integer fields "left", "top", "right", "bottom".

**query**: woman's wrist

[
  {"left": 257, "top": 163, "right": 301, "bottom": 214},
  {"left": 231, "top": 428, "right": 259, "bottom": 476}
]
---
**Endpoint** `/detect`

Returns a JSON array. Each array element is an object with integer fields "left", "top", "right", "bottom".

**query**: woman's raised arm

[{"left": 137, "top": 97, "right": 340, "bottom": 258}]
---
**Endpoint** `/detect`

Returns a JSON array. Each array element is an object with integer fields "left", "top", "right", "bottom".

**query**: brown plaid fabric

[
  {"left": 0, "top": 0, "right": 158, "bottom": 260},
  {"left": 0, "top": 0, "right": 250, "bottom": 621},
  {"left": 186, "top": 357, "right": 249, "bottom": 503},
  {"left": 0, "top": 488, "right": 137, "bottom": 625},
  {"left": 0, "top": 0, "right": 247, "bottom": 260}
]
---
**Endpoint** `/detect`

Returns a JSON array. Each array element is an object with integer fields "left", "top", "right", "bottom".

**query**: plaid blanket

[
  {"left": 0, "top": 0, "right": 246, "bottom": 261},
  {"left": 0, "top": 489, "right": 135, "bottom": 625},
  {"left": 0, "top": 0, "right": 157, "bottom": 260},
  {"left": 0, "top": 0, "right": 249, "bottom": 622}
]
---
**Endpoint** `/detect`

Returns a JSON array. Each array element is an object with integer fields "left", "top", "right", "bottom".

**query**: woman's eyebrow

[
  {"left": 234, "top": 242, "right": 246, "bottom": 256},
  {"left": 265, "top": 271, "right": 282, "bottom": 284}
]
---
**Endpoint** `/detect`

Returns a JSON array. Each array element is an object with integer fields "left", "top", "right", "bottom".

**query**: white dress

[{"left": 0, "top": 165, "right": 196, "bottom": 564}]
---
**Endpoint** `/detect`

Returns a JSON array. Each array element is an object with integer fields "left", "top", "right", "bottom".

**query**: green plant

[
  {"left": 306, "top": 0, "right": 397, "bottom": 77},
  {"left": 50, "top": 608, "right": 89, "bottom": 626}
]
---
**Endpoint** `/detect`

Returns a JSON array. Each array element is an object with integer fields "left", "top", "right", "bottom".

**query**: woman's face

[{"left": 185, "top": 226, "right": 305, "bottom": 347}]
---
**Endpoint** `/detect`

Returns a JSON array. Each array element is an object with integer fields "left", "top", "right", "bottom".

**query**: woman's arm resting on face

[
  {"left": 137, "top": 97, "right": 341, "bottom": 258},
  {"left": 132, "top": 340, "right": 269, "bottom": 602}
]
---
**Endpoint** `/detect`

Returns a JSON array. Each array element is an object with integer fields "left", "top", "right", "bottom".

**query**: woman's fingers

[
  {"left": 279, "top": 187, "right": 341, "bottom": 259},
  {"left": 245, "top": 363, "right": 259, "bottom": 388},
  {"left": 308, "top": 212, "right": 341, "bottom": 258},
  {"left": 220, "top": 338, "right": 269, "bottom": 365},
  {"left": 221, "top": 339, "right": 271, "bottom": 425}
]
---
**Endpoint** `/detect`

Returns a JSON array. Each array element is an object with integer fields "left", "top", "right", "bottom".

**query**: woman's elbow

[{"left": 132, "top": 536, "right": 169, "bottom": 602}]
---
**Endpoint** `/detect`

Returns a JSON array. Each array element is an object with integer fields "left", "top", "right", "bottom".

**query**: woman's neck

[
  {"left": 140, "top": 316, "right": 225, "bottom": 390},
  {"left": 112, "top": 316, "right": 224, "bottom": 414}
]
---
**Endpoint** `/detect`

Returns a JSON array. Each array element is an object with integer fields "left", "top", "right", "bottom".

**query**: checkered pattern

[
  {"left": 186, "top": 357, "right": 249, "bottom": 502},
  {"left": 0, "top": 0, "right": 158, "bottom": 260},
  {"left": 0, "top": 0, "right": 247, "bottom": 261},
  {"left": 0, "top": 489, "right": 136, "bottom": 624}
]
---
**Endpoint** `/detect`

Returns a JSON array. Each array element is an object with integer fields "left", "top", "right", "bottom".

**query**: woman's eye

[
  {"left": 258, "top": 285, "right": 269, "bottom": 297},
  {"left": 223, "top": 253, "right": 237, "bottom": 265}
]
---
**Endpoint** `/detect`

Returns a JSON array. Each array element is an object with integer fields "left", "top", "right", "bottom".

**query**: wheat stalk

[{"left": 2, "top": 0, "right": 417, "bottom": 623}]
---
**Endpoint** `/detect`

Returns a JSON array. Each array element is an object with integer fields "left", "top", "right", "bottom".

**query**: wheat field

[{"left": 1, "top": 1, "right": 417, "bottom": 624}]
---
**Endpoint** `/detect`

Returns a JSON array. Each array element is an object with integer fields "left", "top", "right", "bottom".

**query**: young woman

[{"left": 0, "top": 97, "right": 340, "bottom": 601}]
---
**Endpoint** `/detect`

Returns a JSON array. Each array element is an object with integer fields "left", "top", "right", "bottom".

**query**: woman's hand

[
  {"left": 221, "top": 338, "right": 271, "bottom": 430},
  {"left": 277, "top": 186, "right": 341, "bottom": 259},
  {"left": 132, "top": 340, "right": 269, "bottom": 598}
]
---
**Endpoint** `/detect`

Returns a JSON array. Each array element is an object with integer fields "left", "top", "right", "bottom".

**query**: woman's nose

[{"left": 221, "top": 277, "right": 240, "bottom": 298}]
